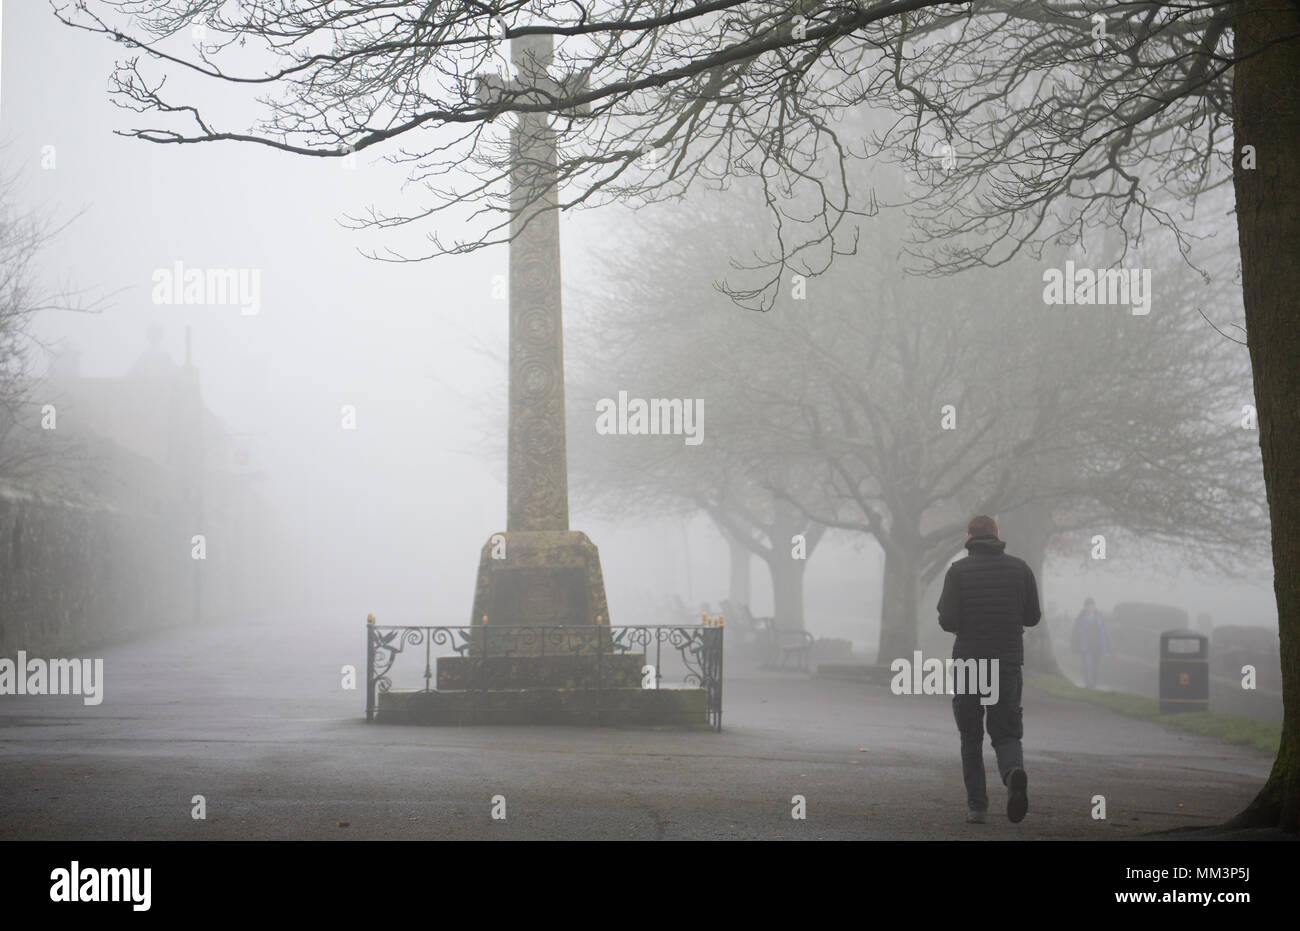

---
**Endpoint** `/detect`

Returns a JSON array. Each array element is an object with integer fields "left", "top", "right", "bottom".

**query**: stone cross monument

[{"left": 469, "top": 33, "right": 609, "bottom": 631}]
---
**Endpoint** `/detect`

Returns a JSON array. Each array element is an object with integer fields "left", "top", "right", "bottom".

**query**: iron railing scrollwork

[{"left": 366, "top": 622, "right": 723, "bottom": 729}]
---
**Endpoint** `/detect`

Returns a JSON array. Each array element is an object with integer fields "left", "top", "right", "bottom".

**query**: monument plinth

[{"left": 471, "top": 531, "right": 609, "bottom": 629}]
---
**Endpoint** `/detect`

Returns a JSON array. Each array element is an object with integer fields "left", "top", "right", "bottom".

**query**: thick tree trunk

[
  {"left": 1229, "top": 0, "right": 1300, "bottom": 832},
  {"left": 878, "top": 543, "right": 921, "bottom": 663},
  {"left": 998, "top": 506, "right": 1063, "bottom": 677},
  {"left": 762, "top": 497, "right": 816, "bottom": 630},
  {"left": 709, "top": 502, "right": 817, "bottom": 631},
  {"left": 768, "top": 555, "right": 807, "bottom": 630},
  {"left": 725, "top": 532, "right": 752, "bottom": 607}
]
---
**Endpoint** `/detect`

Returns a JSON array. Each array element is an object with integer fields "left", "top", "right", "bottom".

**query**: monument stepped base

[
  {"left": 436, "top": 653, "right": 644, "bottom": 690},
  {"left": 374, "top": 686, "right": 709, "bottom": 726}
]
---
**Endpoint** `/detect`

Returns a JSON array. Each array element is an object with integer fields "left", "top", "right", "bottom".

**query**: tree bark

[
  {"left": 998, "top": 505, "right": 1063, "bottom": 677},
  {"left": 768, "top": 555, "right": 808, "bottom": 630},
  {"left": 1228, "top": 0, "right": 1300, "bottom": 832},
  {"left": 724, "top": 531, "right": 752, "bottom": 607},
  {"left": 708, "top": 499, "right": 819, "bottom": 631},
  {"left": 878, "top": 542, "right": 921, "bottom": 663},
  {"left": 761, "top": 497, "right": 819, "bottom": 630}
]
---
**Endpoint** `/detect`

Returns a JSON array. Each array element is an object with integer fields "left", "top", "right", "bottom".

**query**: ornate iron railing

[{"left": 365, "top": 621, "right": 723, "bottom": 730}]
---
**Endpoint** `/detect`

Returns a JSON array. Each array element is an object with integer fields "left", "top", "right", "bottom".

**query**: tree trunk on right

[
  {"left": 1229, "top": 0, "right": 1300, "bottom": 832},
  {"left": 878, "top": 542, "right": 921, "bottom": 664},
  {"left": 767, "top": 555, "right": 808, "bottom": 631},
  {"left": 725, "top": 532, "right": 752, "bottom": 607},
  {"left": 998, "top": 505, "right": 1063, "bottom": 678}
]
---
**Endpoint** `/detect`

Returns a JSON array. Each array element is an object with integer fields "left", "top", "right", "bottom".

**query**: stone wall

[
  {"left": 0, "top": 455, "right": 281, "bottom": 657},
  {"left": 0, "top": 486, "right": 183, "bottom": 656}
]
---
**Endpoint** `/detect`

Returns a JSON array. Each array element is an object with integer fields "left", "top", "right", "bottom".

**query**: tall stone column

[
  {"left": 507, "top": 34, "right": 569, "bottom": 532},
  {"left": 470, "top": 33, "right": 608, "bottom": 632}
]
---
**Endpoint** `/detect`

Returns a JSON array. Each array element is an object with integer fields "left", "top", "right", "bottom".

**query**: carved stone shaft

[{"left": 507, "top": 33, "right": 569, "bottom": 532}]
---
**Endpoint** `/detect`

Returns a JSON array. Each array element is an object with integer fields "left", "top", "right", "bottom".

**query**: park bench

[
  {"left": 761, "top": 619, "right": 815, "bottom": 671},
  {"left": 723, "top": 601, "right": 814, "bottom": 671}
]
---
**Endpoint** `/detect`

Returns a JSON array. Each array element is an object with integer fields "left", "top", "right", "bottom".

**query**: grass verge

[{"left": 1027, "top": 672, "right": 1280, "bottom": 754}]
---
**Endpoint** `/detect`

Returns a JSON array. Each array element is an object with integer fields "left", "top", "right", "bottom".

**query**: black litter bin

[{"left": 1159, "top": 630, "right": 1209, "bottom": 713}]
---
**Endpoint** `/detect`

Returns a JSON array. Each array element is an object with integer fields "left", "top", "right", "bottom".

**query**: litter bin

[{"left": 1159, "top": 630, "right": 1209, "bottom": 713}]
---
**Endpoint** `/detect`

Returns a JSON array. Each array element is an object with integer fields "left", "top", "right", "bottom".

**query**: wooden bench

[
  {"left": 723, "top": 601, "right": 814, "bottom": 671},
  {"left": 760, "top": 619, "right": 815, "bottom": 671}
]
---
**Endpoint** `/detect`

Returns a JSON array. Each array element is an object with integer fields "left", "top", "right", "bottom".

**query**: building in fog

[{"left": 0, "top": 328, "right": 277, "bottom": 655}]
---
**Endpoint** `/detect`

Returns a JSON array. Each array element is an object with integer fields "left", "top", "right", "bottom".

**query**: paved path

[{"left": 0, "top": 619, "right": 1272, "bottom": 839}]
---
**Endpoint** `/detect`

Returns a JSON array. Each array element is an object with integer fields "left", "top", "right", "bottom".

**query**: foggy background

[{"left": 4, "top": 2, "right": 1276, "bottom": 653}]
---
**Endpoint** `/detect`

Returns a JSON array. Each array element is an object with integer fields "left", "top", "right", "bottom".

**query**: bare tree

[
  {"left": 58, "top": 0, "right": 1300, "bottom": 830},
  {"left": 571, "top": 178, "right": 1263, "bottom": 672},
  {"left": 771, "top": 241, "right": 1263, "bottom": 665},
  {"left": 566, "top": 209, "right": 831, "bottom": 630},
  {"left": 0, "top": 171, "right": 91, "bottom": 492}
]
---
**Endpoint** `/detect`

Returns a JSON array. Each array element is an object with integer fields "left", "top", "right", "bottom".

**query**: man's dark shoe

[{"left": 1006, "top": 768, "right": 1029, "bottom": 823}]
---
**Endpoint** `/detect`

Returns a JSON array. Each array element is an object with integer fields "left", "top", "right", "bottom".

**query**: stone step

[
  {"left": 436, "top": 652, "right": 646, "bottom": 690},
  {"left": 376, "top": 686, "right": 710, "bottom": 726}
]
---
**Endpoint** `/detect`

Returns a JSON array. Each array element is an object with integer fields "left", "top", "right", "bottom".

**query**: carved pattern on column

[{"left": 507, "top": 43, "right": 569, "bottom": 532}]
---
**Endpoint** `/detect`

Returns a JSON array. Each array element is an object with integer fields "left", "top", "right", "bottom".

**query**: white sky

[{"left": 1, "top": 3, "right": 1277, "bottom": 643}]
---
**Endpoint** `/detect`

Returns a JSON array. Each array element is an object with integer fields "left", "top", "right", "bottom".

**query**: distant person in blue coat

[{"left": 1071, "top": 598, "right": 1110, "bottom": 689}]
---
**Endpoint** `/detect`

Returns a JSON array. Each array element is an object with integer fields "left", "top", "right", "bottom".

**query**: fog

[
  {"left": 6, "top": 7, "right": 1275, "bottom": 641},
  {"left": 0, "top": 2, "right": 1286, "bottom": 852}
]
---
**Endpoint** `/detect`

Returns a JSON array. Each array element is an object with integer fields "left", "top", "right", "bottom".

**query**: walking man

[{"left": 938, "top": 515, "right": 1041, "bottom": 824}]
